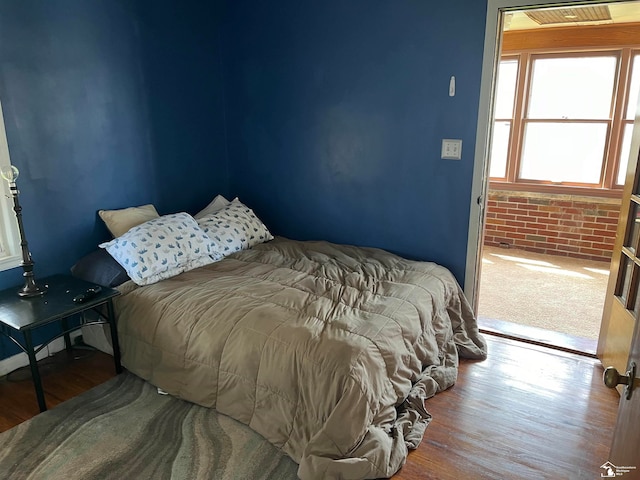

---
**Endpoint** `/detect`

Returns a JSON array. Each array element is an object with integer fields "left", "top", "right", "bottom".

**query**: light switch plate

[{"left": 441, "top": 139, "right": 462, "bottom": 160}]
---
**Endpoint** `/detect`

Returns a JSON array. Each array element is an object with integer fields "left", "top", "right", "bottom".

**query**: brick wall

[{"left": 484, "top": 190, "right": 621, "bottom": 262}]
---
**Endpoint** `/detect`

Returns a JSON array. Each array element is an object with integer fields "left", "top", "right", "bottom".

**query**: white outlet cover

[{"left": 441, "top": 139, "right": 462, "bottom": 160}]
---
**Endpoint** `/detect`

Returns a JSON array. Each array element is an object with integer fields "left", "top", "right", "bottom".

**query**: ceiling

[{"left": 505, "top": 2, "right": 640, "bottom": 30}]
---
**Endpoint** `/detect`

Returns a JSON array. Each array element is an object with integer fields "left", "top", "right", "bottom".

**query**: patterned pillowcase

[
  {"left": 99, "top": 213, "right": 220, "bottom": 286},
  {"left": 197, "top": 199, "right": 273, "bottom": 258}
]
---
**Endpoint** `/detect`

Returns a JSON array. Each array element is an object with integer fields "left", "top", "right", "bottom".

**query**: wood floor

[
  {"left": 0, "top": 335, "right": 621, "bottom": 479},
  {"left": 0, "top": 347, "right": 116, "bottom": 432}
]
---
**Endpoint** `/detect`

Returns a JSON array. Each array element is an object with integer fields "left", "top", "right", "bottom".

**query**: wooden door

[
  {"left": 606, "top": 319, "right": 640, "bottom": 479},
  {"left": 598, "top": 146, "right": 640, "bottom": 386}
]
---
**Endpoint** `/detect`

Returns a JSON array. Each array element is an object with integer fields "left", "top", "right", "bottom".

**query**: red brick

[
  {"left": 495, "top": 225, "right": 519, "bottom": 233},
  {"left": 519, "top": 240, "right": 536, "bottom": 247},
  {"left": 515, "top": 204, "right": 540, "bottom": 211},
  {"left": 507, "top": 209, "right": 531, "bottom": 216},
  {"left": 593, "top": 229, "right": 615, "bottom": 237},
  {"left": 505, "top": 220, "right": 527, "bottom": 228},
  {"left": 537, "top": 218, "right": 560, "bottom": 225},
  {"left": 557, "top": 245, "right": 580, "bottom": 253},
  {"left": 582, "top": 222, "right": 602, "bottom": 229},
  {"left": 529, "top": 210, "right": 551, "bottom": 218},
  {"left": 547, "top": 237, "right": 570, "bottom": 245},
  {"left": 592, "top": 242, "right": 614, "bottom": 250},
  {"left": 582, "top": 235, "right": 607, "bottom": 242},
  {"left": 528, "top": 222, "right": 548, "bottom": 230},
  {"left": 517, "top": 227, "right": 539, "bottom": 235}
]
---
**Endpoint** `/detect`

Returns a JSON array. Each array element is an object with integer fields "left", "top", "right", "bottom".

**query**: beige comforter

[{"left": 115, "top": 237, "right": 487, "bottom": 479}]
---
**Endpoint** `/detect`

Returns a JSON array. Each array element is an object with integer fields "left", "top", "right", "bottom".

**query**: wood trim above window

[{"left": 503, "top": 22, "right": 640, "bottom": 52}]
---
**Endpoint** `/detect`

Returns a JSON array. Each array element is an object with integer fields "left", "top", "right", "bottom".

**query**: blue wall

[
  {"left": 134, "top": 0, "right": 229, "bottom": 214},
  {"left": 0, "top": 0, "right": 229, "bottom": 359},
  {"left": 0, "top": 0, "right": 155, "bottom": 286},
  {"left": 223, "top": 0, "right": 487, "bottom": 281},
  {"left": 0, "top": 0, "right": 156, "bottom": 358},
  {"left": 0, "top": 1, "right": 488, "bottom": 360}
]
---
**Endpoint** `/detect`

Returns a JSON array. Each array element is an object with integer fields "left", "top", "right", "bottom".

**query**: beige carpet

[{"left": 478, "top": 246, "right": 610, "bottom": 340}]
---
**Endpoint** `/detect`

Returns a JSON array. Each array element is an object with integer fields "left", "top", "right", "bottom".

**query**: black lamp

[{"left": 1, "top": 165, "right": 47, "bottom": 297}]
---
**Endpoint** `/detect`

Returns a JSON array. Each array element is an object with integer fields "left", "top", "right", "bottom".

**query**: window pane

[
  {"left": 528, "top": 56, "right": 617, "bottom": 119},
  {"left": 495, "top": 59, "right": 518, "bottom": 119},
  {"left": 626, "top": 54, "right": 640, "bottom": 120},
  {"left": 617, "top": 254, "right": 634, "bottom": 303},
  {"left": 618, "top": 123, "right": 634, "bottom": 185},
  {"left": 519, "top": 122, "right": 607, "bottom": 183},
  {"left": 626, "top": 202, "right": 640, "bottom": 257},
  {"left": 489, "top": 122, "right": 510, "bottom": 178}
]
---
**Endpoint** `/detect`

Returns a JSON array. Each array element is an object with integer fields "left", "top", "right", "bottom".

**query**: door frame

[{"left": 465, "top": 0, "right": 636, "bottom": 308}]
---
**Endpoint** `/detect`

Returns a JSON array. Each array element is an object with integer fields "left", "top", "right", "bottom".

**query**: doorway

[{"left": 467, "top": 0, "right": 640, "bottom": 355}]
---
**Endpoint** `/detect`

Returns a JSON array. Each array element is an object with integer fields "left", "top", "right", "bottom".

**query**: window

[
  {"left": 0, "top": 101, "right": 23, "bottom": 271},
  {"left": 491, "top": 49, "right": 640, "bottom": 194},
  {"left": 618, "top": 54, "right": 640, "bottom": 185},
  {"left": 489, "top": 58, "right": 518, "bottom": 178}
]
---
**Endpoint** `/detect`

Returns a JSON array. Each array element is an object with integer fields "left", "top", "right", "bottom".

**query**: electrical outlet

[{"left": 441, "top": 139, "right": 462, "bottom": 160}]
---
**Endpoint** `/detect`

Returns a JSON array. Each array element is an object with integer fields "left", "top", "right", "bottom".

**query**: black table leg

[
  {"left": 61, "top": 317, "right": 72, "bottom": 353},
  {"left": 106, "top": 299, "right": 122, "bottom": 374},
  {"left": 23, "top": 329, "right": 47, "bottom": 412}
]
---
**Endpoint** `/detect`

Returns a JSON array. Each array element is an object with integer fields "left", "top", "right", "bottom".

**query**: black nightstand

[{"left": 0, "top": 274, "right": 122, "bottom": 412}]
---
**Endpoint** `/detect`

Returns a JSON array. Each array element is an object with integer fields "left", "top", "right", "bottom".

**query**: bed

[{"left": 75, "top": 199, "right": 487, "bottom": 480}]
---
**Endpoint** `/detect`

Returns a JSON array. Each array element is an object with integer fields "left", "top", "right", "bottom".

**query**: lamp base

[{"left": 17, "top": 282, "right": 47, "bottom": 298}]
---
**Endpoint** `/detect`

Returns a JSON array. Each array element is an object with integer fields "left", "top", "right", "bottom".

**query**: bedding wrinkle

[
  {"left": 115, "top": 237, "right": 487, "bottom": 480},
  {"left": 233, "top": 256, "right": 427, "bottom": 344}
]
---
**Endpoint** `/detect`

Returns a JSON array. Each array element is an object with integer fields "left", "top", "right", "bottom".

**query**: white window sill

[{"left": 0, "top": 254, "right": 23, "bottom": 272}]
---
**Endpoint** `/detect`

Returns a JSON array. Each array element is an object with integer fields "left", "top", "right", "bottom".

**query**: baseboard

[{"left": 0, "top": 330, "right": 83, "bottom": 377}]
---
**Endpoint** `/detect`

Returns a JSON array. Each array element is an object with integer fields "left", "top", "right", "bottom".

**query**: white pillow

[
  {"left": 194, "top": 194, "right": 230, "bottom": 220},
  {"left": 99, "top": 213, "right": 220, "bottom": 286},
  {"left": 197, "top": 198, "right": 273, "bottom": 258}
]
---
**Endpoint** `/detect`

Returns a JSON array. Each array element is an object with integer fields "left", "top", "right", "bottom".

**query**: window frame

[
  {"left": 490, "top": 45, "right": 640, "bottom": 198},
  {"left": 0, "top": 100, "right": 24, "bottom": 271}
]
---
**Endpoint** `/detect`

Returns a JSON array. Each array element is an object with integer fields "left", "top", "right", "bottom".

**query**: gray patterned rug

[{"left": 0, "top": 372, "right": 299, "bottom": 479}]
